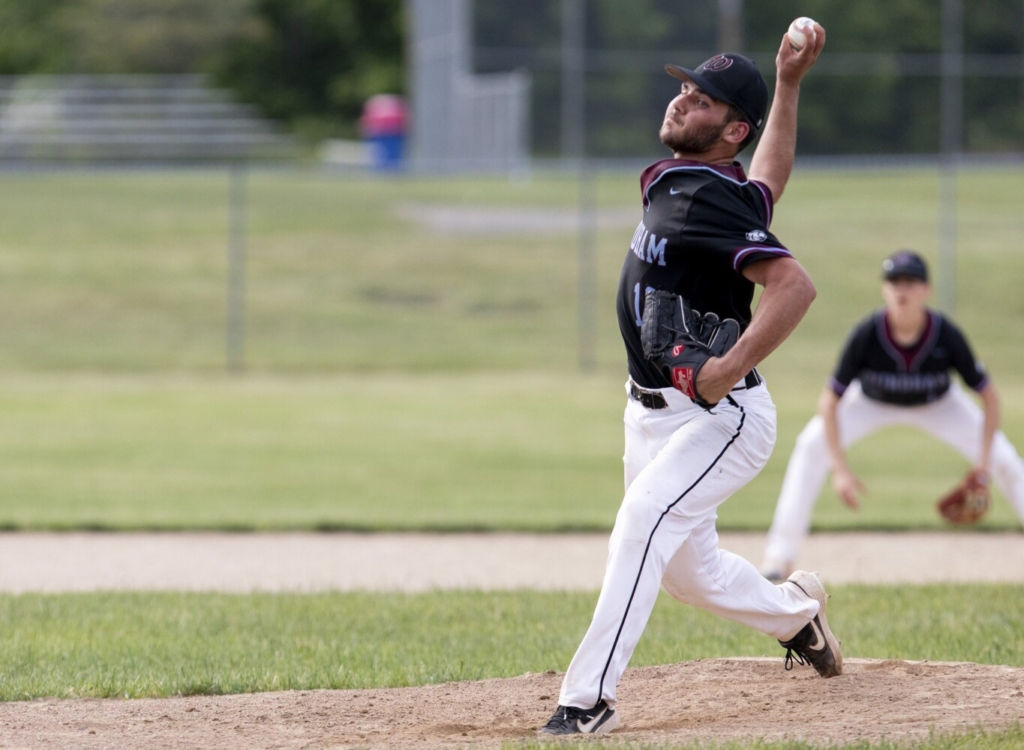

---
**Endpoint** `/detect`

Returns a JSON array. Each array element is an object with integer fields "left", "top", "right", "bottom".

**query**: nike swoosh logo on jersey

[
  {"left": 578, "top": 706, "right": 613, "bottom": 733},
  {"left": 669, "top": 186, "right": 685, "bottom": 195}
]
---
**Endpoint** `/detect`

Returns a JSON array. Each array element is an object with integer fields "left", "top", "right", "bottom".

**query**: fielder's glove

[
  {"left": 936, "top": 468, "right": 990, "bottom": 525},
  {"left": 640, "top": 289, "right": 741, "bottom": 410}
]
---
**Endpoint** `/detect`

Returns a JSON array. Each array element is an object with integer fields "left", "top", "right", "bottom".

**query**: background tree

[
  {"left": 53, "top": 0, "right": 256, "bottom": 74},
  {"left": 0, "top": 0, "right": 71, "bottom": 73},
  {"left": 208, "top": 0, "right": 404, "bottom": 141},
  {"left": 0, "top": 0, "right": 1020, "bottom": 153},
  {"left": 0, "top": 0, "right": 404, "bottom": 142}
]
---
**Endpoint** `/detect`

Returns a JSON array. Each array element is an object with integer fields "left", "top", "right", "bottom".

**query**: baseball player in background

[
  {"left": 760, "top": 249, "right": 1024, "bottom": 582},
  {"left": 540, "top": 23, "right": 839, "bottom": 737}
]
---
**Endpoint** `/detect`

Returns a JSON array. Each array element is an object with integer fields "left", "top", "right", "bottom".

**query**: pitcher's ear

[{"left": 723, "top": 120, "right": 750, "bottom": 146}]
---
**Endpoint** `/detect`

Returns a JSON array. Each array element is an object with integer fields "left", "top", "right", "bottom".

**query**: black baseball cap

[
  {"left": 665, "top": 54, "right": 769, "bottom": 132},
  {"left": 882, "top": 249, "right": 929, "bottom": 282}
]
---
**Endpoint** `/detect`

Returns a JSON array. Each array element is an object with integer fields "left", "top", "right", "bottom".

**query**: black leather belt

[
  {"left": 630, "top": 368, "right": 762, "bottom": 410},
  {"left": 629, "top": 382, "right": 668, "bottom": 409},
  {"left": 739, "top": 368, "right": 763, "bottom": 390}
]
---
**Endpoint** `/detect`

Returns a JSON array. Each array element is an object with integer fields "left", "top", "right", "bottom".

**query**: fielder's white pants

[
  {"left": 558, "top": 381, "right": 819, "bottom": 711},
  {"left": 763, "top": 381, "right": 1024, "bottom": 566}
]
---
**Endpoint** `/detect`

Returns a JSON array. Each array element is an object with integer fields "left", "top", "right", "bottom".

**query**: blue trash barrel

[{"left": 360, "top": 94, "right": 408, "bottom": 171}]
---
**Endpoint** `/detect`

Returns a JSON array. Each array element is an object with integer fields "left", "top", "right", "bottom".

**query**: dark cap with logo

[
  {"left": 882, "top": 249, "right": 929, "bottom": 282},
  {"left": 665, "top": 54, "right": 769, "bottom": 133}
]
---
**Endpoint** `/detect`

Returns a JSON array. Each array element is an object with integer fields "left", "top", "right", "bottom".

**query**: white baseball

[{"left": 787, "top": 17, "right": 816, "bottom": 51}]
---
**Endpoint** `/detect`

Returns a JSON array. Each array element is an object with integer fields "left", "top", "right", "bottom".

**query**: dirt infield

[
  {"left": 2, "top": 531, "right": 1023, "bottom": 748},
  {"left": 1, "top": 530, "right": 1022, "bottom": 592},
  {"left": 1, "top": 659, "right": 1022, "bottom": 749}
]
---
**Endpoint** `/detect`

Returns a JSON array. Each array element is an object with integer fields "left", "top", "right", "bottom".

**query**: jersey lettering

[
  {"left": 629, "top": 221, "right": 667, "bottom": 267},
  {"left": 859, "top": 370, "right": 950, "bottom": 397},
  {"left": 646, "top": 234, "right": 667, "bottom": 266}
]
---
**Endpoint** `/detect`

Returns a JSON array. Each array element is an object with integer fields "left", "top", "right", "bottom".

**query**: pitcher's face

[{"left": 658, "top": 80, "right": 735, "bottom": 154}]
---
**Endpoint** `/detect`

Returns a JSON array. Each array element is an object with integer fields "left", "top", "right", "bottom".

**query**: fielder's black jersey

[
  {"left": 616, "top": 158, "right": 793, "bottom": 389},
  {"left": 830, "top": 309, "right": 989, "bottom": 406}
]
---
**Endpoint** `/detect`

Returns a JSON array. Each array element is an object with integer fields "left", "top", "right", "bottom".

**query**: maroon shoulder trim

[{"left": 640, "top": 158, "right": 750, "bottom": 208}]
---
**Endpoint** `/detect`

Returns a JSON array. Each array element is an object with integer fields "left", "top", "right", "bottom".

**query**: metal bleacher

[{"left": 0, "top": 74, "right": 294, "bottom": 162}]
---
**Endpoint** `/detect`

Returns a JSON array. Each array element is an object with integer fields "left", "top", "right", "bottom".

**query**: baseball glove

[
  {"left": 936, "top": 468, "right": 990, "bottom": 525},
  {"left": 640, "top": 289, "right": 741, "bottom": 410}
]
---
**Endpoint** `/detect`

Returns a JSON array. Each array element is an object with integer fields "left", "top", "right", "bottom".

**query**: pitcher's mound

[{"left": 2, "top": 659, "right": 1022, "bottom": 749}]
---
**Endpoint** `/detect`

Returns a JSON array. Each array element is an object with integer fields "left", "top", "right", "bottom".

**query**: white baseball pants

[
  {"left": 763, "top": 381, "right": 1024, "bottom": 566},
  {"left": 558, "top": 380, "right": 820, "bottom": 711}
]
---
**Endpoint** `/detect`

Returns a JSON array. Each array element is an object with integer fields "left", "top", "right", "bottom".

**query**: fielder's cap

[
  {"left": 665, "top": 54, "right": 769, "bottom": 132},
  {"left": 882, "top": 249, "right": 929, "bottom": 282}
]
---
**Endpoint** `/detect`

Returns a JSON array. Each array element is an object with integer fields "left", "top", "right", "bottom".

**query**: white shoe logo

[
  {"left": 578, "top": 707, "right": 609, "bottom": 733},
  {"left": 807, "top": 620, "right": 825, "bottom": 650}
]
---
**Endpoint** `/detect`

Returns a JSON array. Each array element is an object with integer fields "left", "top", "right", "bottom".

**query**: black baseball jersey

[
  {"left": 830, "top": 309, "right": 989, "bottom": 406},
  {"left": 616, "top": 158, "right": 793, "bottom": 389}
]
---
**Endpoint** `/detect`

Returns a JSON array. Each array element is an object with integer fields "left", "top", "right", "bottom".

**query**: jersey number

[{"left": 634, "top": 283, "right": 655, "bottom": 326}]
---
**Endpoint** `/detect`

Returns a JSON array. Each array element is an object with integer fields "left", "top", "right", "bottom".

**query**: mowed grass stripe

[
  {"left": 0, "top": 168, "right": 1022, "bottom": 531},
  {"left": 0, "top": 585, "right": 1021, "bottom": 701},
  {"left": 0, "top": 168, "right": 1022, "bottom": 375},
  {"left": 1, "top": 372, "right": 1023, "bottom": 531}
]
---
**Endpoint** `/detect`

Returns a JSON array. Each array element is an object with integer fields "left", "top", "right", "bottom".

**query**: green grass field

[
  {"left": 0, "top": 167, "right": 1022, "bottom": 531},
  {"left": 2, "top": 166, "right": 1024, "bottom": 744},
  {"left": 1, "top": 372, "right": 1023, "bottom": 531},
  {"left": 0, "top": 585, "right": 1020, "bottom": 701}
]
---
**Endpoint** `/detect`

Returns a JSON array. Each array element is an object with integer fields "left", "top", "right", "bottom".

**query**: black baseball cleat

[
  {"left": 778, "top": 570, "right": 843, "bottom": 678},
  {"left": 538, "top": 700, "right": 620, "bottom": 735}
]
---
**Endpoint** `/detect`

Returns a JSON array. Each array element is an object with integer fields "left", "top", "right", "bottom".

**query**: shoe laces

[
  {"left": 783, "top": 646, "right": 808, "bottom": 671},
  {"left": 543, "top": 706, "right": 576, "bottom": 730}
]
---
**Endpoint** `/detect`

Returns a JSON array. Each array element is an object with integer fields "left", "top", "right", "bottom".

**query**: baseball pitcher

[{"left": 540, "top": 22, "right": 839, "bottom": 737}]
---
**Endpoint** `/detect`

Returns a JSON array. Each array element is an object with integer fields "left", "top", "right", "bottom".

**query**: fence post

[
  {"left": 577, "top": 163, "right": 597, "bottom": 371},
  {"left": 937, "top": 0, "right": 963, "bottom": 315},
  {"left": 562, "top": 0, "right": 596, "bottom": 371},
  {"left": 561, "top": 0, "right": 585, "bottom": 163},
  {"left": 717, "top": 0, "right": 743, "bottom": 52},
  {"left": 226, "top": 164, "right": 248, "bottom": 372}
]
